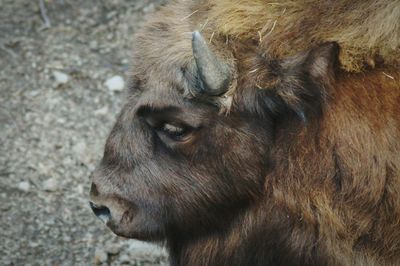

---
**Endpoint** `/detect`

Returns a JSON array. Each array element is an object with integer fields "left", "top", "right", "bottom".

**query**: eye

[{"left": 158, "top": 122, "right": 189, "bottom": 141}]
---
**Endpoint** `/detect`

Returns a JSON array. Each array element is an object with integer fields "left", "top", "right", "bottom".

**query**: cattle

[{"left": 89, "top": 0, "right": 400, "bottom": 265}]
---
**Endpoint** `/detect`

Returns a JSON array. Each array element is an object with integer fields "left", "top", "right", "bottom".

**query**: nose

[{"left": 90, "top": 201, "right": 111, "bottom": 224}]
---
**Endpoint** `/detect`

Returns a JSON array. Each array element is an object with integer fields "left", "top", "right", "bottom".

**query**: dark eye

[{"left": 158, "top": 123, "right": 189, "bottom": 141}]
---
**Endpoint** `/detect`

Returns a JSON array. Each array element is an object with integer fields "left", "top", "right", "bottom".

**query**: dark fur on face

[{"left": 90, "top": 1, "right": 400, "bottom": 265}]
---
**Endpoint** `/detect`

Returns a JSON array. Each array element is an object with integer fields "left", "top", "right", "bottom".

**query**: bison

[{"left": 89, "top": 0, "right": 400, "bottom": 265}]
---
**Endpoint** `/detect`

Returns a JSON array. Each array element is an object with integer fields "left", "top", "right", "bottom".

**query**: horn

[{"left": 192, "top": 31, "right": 231, "bottom": 96}]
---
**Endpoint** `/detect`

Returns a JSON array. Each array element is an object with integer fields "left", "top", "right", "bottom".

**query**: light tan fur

[{"left": 206, "top": 0, "right": 400, "bottom": 72}]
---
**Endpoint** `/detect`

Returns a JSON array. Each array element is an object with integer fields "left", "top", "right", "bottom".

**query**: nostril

[{"left": 90, "top": 202, "right": 111, "bottom": 223}]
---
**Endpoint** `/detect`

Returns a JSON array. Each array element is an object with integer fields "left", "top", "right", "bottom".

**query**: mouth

[
  {"left": 107, "top": 219, "right": 164, "bottom": 241},
  {"left": 89, "top": 200, "right": 165, "bottom": 241}
]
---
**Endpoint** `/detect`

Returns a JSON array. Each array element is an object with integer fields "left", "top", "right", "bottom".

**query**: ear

[
  {"left": 303, "top": 42, "right": 340, "bottom": 87},
  {"left": 262, "top": 42, "right": 340, "bottom": 121}
]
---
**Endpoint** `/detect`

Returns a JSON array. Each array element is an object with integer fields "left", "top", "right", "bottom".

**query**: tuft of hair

[{"left": 206, "top": 0, "right": 400, "bottom": 72}]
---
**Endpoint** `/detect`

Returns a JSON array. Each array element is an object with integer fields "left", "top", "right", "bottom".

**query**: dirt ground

[{"left": 0, "top": 0, "right": 168, "bottom": 265}]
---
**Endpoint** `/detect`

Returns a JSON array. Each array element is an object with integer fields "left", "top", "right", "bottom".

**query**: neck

[{"left": 166, "top": 198, "right": 330, "bottom": 266}]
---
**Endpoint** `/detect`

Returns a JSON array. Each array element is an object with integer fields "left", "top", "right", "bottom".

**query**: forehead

[
  {"left": 128, "top": 60, "right": 201, "bottom": 114},
  {"left": 127, "top": 70, "right": 213, "bottom": 116},
  {"left": 130, "top": 27, "right": 196, "bottom": 102},
  {"left": 131, "top": 85, "right": 187, "bottom": 110},
  {"left": 131, "top": 10, "right": 194, "bottom": 90}
]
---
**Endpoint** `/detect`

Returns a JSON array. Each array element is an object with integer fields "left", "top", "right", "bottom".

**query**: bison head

[{"left": 89, "top": 30, "right": 339, "bottom": 242}]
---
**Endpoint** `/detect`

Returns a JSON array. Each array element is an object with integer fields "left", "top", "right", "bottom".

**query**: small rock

[
  {"left": 94, "top": 106, "right": 109, "bottom": 116},
  {"left": 143, "top": 3, "right": 155, "bottom": 13},
  {"left": 73, "top": 141, "right": 91, "bottom": 165},
  {"left": 106, "top": 243, "right": 121, "bottom": 255},
  {"left": 73, "top": 141, "right": 87, "bottom": 156},
  {"left": 127, "top": 240, "right": 163, "bottom": 259},
  {"left": 42, "top": 177, "right": 59, "bottom": 192},
  {"left": 89, "top": 40, "right": 98, "bottom": 49},
  {"left": 53, "top": 70, "right": 69, "bottom": 85},
  {"left": 119, "top": 254, "right": 130, "bottom": 263},
  {"left": 30, "top": 242, "right": 39, "bottom": 248},
  {"left": 94, "top": 248, "right": 108, "bottom": 264},
  {"left": 28, "top": 90, "right": 40, "bottom": 97},
  {"left": 17, "top": 181, "right": 30, "bottom": 192},
  {"left": 76, "top": 184, "right": 84, "bottom": 195},
  {"left": 105, "top": 75, "right": 124, "bottom": 92}
]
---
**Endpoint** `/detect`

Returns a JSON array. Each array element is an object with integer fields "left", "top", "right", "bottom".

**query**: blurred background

[{"left": 0, "top": 0, "right": 168, "bottom": 265}]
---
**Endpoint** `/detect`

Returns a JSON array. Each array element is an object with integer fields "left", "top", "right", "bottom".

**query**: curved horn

[{"left": 192, "top": 31, "right": 231, "bottom": 96}]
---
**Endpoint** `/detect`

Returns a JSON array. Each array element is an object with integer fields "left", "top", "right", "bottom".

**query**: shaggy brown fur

[
  {"left": 207, "top": 0, "right": 400, "bottom": 72},
  {"left": 89, "top": 1, "right": 400, "bottom": 265}
]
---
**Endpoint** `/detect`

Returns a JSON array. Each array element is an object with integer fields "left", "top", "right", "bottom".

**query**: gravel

[{"left": 0, "top": 0, "right": 168, "bottom": 265}]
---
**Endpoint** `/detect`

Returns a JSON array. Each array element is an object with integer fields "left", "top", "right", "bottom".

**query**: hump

[{"left": 206, "top": 0, "right": 400, "bottom": 72}]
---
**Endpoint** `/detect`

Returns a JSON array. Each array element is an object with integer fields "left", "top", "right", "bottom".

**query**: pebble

[
  {"left": 73, "top": 141, "right": 92, "bottom": 165},
  {"left": 73, "top": 141, "right": 87, "bottom": 157},
  {"left": 106, "top": 243, "right": 121, "bottom": 255},
  {"left": 42, "top": 177, "right": 59, "bottom": 192},
  {"left": 127, "top": 240, "right": 164, "bottom": 259},
  {"left": 119, "top": 254, "right": 130, "bottom": 263},
  {"left": 94, "top": 106, "right": 109, "bottom": 116},
  {"left": 89, "top": 40, "right": 98, "bottom": 49},
  {"left": 105, "top": 75, "right": 124, "bottom": 92},
  {"left": 94, "top": 248, "right": 108, "bottom": 264},
  {"left": 53, "top": 70, "right": 69, "bottom": 85},
  {"left": 30, "top": 242, "right": 39, "bottom": 248},
  {"left": 76, "top": 184, "right": 84, "bottom": 195},
  {"left": 17, "top": 181, "right": 31, "bottom": 192},
  {"left": 143, "top": 3, "right": 155, "bottom": 13}
]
